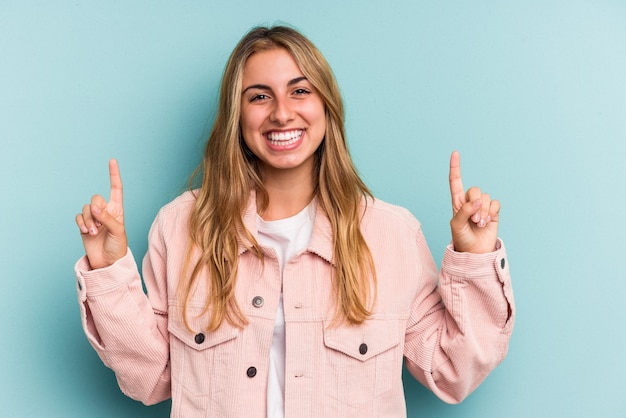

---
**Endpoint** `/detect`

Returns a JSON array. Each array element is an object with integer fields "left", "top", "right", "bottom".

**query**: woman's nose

[{"left": 269, "top": 97, "right": 294, "bottom": 125}]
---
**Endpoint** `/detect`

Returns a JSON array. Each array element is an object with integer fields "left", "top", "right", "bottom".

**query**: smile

[{"left": 266, "top": 129, "right": 304, "bottom": 146}]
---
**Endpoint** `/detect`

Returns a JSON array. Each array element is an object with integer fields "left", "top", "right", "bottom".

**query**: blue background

[{"left": 2, "top": 1, "right": 625, "bottom": 417}]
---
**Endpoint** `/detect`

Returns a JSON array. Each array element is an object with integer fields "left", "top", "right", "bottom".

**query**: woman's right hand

[{"left": 75, "top": 159, "right": 128, "bottom": 269}]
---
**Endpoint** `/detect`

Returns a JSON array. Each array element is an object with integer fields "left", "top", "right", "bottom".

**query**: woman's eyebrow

[
  {"left": 242, "top": 84, "right": 270, "bottom": 95},
  {"left": 288, "top": 76, "right": 308, "bottom": 86},
  {"left": 242, "top": 77, "right": 309, "bottom": 95}
]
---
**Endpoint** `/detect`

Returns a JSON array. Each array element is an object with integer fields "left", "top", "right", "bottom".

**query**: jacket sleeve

[
  {"left": 403, "top": 231, "right": 515, "bottom": 404},
  {"left": 74, "top": 212, "right": 172, "bottom": 405}
]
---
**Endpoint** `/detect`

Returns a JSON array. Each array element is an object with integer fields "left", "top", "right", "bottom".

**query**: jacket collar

[{"left": 238, "top": 190, "right": 335, "bottom": 265}]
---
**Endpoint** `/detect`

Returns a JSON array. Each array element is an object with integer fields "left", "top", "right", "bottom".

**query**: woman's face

[{"left": 240, "top": 48, "right": 326, "bottom": 179}]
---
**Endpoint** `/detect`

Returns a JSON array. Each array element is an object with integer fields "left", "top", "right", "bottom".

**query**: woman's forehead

[{"left": 242, "top": 48, "right": 305, "bottom": 86}]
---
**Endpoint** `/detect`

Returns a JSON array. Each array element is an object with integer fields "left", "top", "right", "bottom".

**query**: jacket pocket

[
  {"left": 323, "top": 319, "right": 401, "bottom": 409},
  {"left": 167, "top": 304, "right": 241, "bottom": 398}
]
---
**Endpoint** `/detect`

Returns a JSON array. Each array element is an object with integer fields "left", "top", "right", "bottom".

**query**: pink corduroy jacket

[{"left": 74, "top": 191, "right": 515, "bottom": 417}]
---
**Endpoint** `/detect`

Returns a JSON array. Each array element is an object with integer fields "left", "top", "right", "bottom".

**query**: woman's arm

[{"left": 74, "top": 160, "right": 171, "bottom": 405}]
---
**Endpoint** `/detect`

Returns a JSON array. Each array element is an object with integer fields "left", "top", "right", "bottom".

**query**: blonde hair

[{"left": 180, "top": 25, "right": 376, "bottom": 331}]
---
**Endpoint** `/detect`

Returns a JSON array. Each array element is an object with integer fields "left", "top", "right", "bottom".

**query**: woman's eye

[
  {"left": 293, "top": 88, "right": 310, "bottom": 96},
  {"left": 250, "top": 94, "right": 269, "bottom": 102}
]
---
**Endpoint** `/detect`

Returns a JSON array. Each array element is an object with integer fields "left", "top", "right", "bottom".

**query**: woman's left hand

[{"left": 448, "top": 151, "right": 500, "bottom": 253}]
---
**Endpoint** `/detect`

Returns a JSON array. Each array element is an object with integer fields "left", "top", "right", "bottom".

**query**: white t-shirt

[{"left": 256, "top": 202, "right": 316, "bottom": 418}]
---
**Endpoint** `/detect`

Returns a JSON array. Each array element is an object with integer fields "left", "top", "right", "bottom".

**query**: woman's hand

[
  {"left": 448, "top": 151, "right": 500, "bottom": 254},
  {"left": 75, "top": 159, "right": 128, "bottom": 269}
]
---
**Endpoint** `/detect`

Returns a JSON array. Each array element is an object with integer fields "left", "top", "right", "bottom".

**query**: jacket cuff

[
  {"left": 74, "top": 248, "right": 138, "bottom": 298},
  {"left": 442, "top": 238, "right": 508, "bottom": 281}
]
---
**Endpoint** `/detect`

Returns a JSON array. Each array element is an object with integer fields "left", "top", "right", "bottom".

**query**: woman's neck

[{"left": 257, "top": 165, "right": 315, "bottom": 221}]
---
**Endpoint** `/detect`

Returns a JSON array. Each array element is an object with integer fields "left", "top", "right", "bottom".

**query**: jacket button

[
  {"left": 359, "top": 343, "right": 368, "bottom": 355},
  {"left": 500, "top": 258, "right": 506, "bottom": 269},
  {"left": 194, "top": 333, "right": 205, "bottom": 344},
  {"left": 247, "top": 366, "right": 257, "bottom": 378},
  {"left": 252, "top": 296, "right": 264, "bottom": 308}
]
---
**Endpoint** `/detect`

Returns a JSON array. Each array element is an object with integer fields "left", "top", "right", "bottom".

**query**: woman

[{"left": 75, "top": 25, "right": 514, "bottom": 417}]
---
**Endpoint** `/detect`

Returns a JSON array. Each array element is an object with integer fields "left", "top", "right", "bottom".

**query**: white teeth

[{"left": 266, "top": 130, "right": 303, "bottom": 146}]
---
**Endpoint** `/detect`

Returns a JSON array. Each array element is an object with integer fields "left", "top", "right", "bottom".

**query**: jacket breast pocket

[
  {"left": 323, "top": 319, "right": 401, "bottom": 409},
  {"left": 168, "top": 304, "right": 240, "bottom": 398}
]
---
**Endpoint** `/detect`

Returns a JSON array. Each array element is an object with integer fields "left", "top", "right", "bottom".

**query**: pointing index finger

[
  {"left": 109, "top": 159, "right": 123, "bottom": 205},
  {"left": 449, "top": 151, "right": 465, "bottom": 213}
]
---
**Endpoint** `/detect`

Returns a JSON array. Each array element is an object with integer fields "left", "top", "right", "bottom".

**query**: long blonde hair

[{"left": 180, "top": 25, "right": 376, "bottom": 331}]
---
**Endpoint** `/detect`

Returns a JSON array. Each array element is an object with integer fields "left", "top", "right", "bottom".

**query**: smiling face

[{"left": 240, "top": 48, "right": 326, "bottom": 181}]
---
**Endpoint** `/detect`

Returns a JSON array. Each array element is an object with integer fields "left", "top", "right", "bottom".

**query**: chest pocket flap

[
  {"left": 324, "top": 319, "right": 399, "bottom": 361},
  {"left": 168, "top": 304, "right": 240, "bottom": 351}
]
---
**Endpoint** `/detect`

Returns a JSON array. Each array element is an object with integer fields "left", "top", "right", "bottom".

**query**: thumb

[
  {"left": 91, "top": 203, "right": 125, "bottom": 236},
  {"left": 450, "top": 198, "right": 481, "bottom": 231}
]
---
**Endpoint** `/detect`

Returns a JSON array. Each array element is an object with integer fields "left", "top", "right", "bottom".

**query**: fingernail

[
  {"left": 479, "top": 218, "right": 486, "bottom": 227},
  {"left": 80, "top": 226, "right": 88, "bottom": 234},
  {"left": 472, "top": 213, "right": 480, "bottom": 223},
  {"left": 89, "top": 226, "right": 97, "bottom": 235}
]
